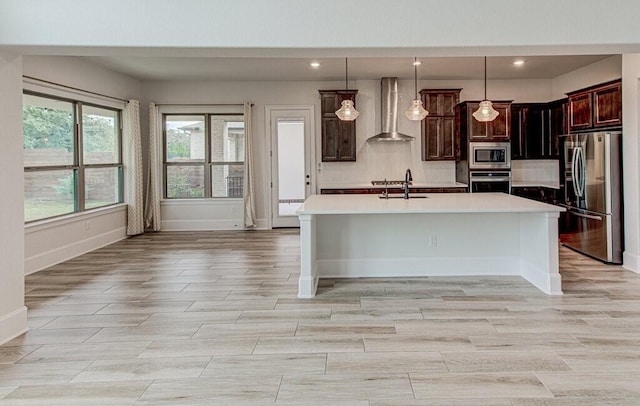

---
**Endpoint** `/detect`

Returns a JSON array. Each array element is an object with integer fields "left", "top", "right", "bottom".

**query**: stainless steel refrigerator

[{"left": 560, "top": 131, "right": 623, "bottom": 264}]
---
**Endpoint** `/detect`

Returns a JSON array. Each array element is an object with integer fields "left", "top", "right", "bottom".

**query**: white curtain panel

[
  {"left": 123, "top": 100, "right": 144, "bottom": 235},
  {"left": 144, "top": 102, "right": 162, "bottom": 231},
  {"left": 243, "top": 102, "right": 257, "bottom": 228}
]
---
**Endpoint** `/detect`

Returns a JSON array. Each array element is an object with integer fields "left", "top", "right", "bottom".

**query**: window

[
  {"left": 23, "top": 93, "right": 123, "bottom": 222},
  {"left": 164, "top": 113, "right": 244, "bottom": 199}
]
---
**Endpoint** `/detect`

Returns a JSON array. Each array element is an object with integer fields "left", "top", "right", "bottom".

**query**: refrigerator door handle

[
  {"left": 571, "top": 211, "right": 603, "bottom": 221},
  {"left": 577, "top": 147, "right": 586, "bottom": 197},
  {"left": 571, "top": 147, "right": 580, "bottom": 197}
]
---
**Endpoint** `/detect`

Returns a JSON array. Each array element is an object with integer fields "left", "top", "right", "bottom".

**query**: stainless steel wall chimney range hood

[{"left": 367, "top": 77, "right": 415, "bottom": 142}]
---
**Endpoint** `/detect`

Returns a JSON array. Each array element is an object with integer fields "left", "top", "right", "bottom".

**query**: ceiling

[{"left": 81, "top": 55, "right": 613, "bottom": 82}]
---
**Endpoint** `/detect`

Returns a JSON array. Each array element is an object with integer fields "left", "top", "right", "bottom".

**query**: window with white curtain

[
  {"left": 23, "top": 92, "right": 123, "bottom": 222},
  {"left": 163, "top": 113, "right": 244, "bottom": 199}
]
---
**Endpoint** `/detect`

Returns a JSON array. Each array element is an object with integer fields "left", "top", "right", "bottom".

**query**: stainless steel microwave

[{"left": 469, "top": 142, "right": 511, "bottom": 170}]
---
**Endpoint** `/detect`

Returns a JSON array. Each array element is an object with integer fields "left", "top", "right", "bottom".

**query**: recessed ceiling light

[
  {"left": 310, "top": 62, "right": 320, "bottom": 68},
  {"left": 513, "top": 59, "right": 525, "bottom": 66}
]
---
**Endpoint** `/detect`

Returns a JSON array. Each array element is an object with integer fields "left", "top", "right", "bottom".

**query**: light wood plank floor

[{"left": 2, "top": 230, "right": 640, "bottom": 404}]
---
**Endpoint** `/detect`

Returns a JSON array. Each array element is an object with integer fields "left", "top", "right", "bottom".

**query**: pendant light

[
  {"left": 405, "top": 57, "right": 429, "bottom": 121},
  {"left": 472, "top": 56, "right": 499, "bottom": 122},
  {"left": 335, "top": 58, "right": 360, "bottom": 121}
]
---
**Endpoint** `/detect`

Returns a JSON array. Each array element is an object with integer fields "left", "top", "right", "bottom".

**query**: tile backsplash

[{"left": 511, "top": 160, "right": 559, "bottom": 186}]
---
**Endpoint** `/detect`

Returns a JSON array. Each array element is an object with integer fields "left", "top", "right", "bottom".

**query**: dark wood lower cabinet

[{"left": 511, "top": 186, "right": 560, "bottom": 205}]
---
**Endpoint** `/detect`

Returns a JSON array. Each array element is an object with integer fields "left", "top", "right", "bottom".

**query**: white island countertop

[
  {"left": 320, "top": 182, "right": 467, "bottom": 189},
  {"left": 297, "top": 193, "right": 565, "bottom": 215}
]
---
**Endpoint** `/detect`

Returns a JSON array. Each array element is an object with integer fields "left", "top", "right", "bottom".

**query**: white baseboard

[
  {"left": 0, "top": 306, "right": 28, "bottom": 346},
  {"left": 623, "top": 251, "right": 640, "bottom": 274},
  {"left": 309, "top": 256, "right": 561, "bottom": 296},
  {"left": 520, "top": 260, "right": 563, "bottom": 295},
  {"left": 25, "top": 227, "right": 127, "bottom": 275},
  {"left": 162, "top": 218, "right": 270, "bottom": 231},
  {"left": 316, "top": 257, "right": 521, "bottom": 278},
  {"left": 255, "top": 218, "right": 269, "bottom": 230},
  {"left": 298, "top": 269, "right": 319, "bottom": 299}
]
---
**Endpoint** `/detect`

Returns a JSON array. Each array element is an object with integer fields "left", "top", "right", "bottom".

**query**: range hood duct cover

[{"left": 367, "top": 77, "right": 415, "bottom": 142}]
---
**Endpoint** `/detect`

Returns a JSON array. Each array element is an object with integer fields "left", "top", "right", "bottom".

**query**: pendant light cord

[
  {"left": 345, "top": 58, "right": 349, "bottom": 90},
  {"left": 414, "top": 57, "right": 418, "bottom": 98},
  {"left": 484, "top": 56, "right": 487, "bottom": 99}
]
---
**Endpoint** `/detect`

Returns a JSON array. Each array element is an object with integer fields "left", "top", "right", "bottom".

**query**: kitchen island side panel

[
  {"left": 519, "top": 212, "right": 562, "bottom": 294},
  {"left": 315, "top": 212, "right": 520, "bottom": 265},
  {"left": 298, "top": 213, "right": 318, "bottom": 298}
]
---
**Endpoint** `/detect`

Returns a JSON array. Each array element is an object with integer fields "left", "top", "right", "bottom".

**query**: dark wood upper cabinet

[
  {"left": 547, "top": 98, "right": 567, "bottom": 158},
  {"left": 319, "top": 90, "right": 358, "bottom": 162},
  {"left": 593, "top": 81, "right": 622, "bottom": 127},
  {"left": 489, "top": 103, "right": 511, "bottom": 140},
  {"left": 510, "top": 104, "right": 524, "bottom": 159},
  {"left": 420, "top": 89, "right": 461, "bottom": 161},
  {"left": 422, "top": 90, "right": 460, "bottom": 115},
  {"left": 455, "top": 101, "right": 512, "bottom": 143},
  {"left": 511, "top": 102, "right": 562, "bottom": 160},
  {"left": 568, "top": 92, "right": 592, "bottom": 131},
  {"left": 568, "top": 79, "right": 621, "bottom": 132}
]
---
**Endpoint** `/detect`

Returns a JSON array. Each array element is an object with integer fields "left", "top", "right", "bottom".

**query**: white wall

[
  {"left": 22, "top": 56, "right": 142, "bottom": 274},
  {"left": 23, "top": 56, "right": 142, "bottom": 101},
  {"left": 143, "top": 79, "right": 339, "bottom": 229},
  {"left": 551, "top": 56, "right": 622, "bottom": 99},
  {"left": 24, "top": 206, "right": 127, "bottom": 275},
  {"left": 143, "top": 77, "right": 556, "bottom": 228},
  {"left": 0, "top": 50, "right": 28, "bottom": 344},
  {"left": 622, "top": 54, "right": 640, "bottom": 272}
]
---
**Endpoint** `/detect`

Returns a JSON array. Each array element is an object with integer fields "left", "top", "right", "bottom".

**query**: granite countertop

[{"left": 297, "top": 193, "right": 565, "bottom": 215}]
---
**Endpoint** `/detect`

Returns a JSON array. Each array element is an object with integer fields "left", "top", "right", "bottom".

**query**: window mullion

[
  {"left": 118, "top": 110, "right": 124, "bottom": 203},
  {"left": 76, "top": 102, "right": 85, "bottom": 212},
  {"left": 204, "top": 113, "right": 212, "bottom": 198},
  {"left": 162, "top": 115, "right": 168, "bottom": 199}
]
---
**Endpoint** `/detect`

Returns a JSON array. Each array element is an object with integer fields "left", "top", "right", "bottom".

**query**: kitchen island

[{"left": 296, "top": 193, "right": 565, "bottom": 297}]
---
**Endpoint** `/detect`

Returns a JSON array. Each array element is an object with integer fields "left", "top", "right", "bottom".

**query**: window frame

[
  {"left": 162, "top": 112, "right": 245, "bottom": 199},
  {"left": 23, "top": 91, "right": 124, "bottom": 223}
]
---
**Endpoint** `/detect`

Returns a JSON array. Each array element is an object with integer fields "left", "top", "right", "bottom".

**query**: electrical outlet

[
  {"left": 429, "top": 235, "right": 438, "bottom": 247},
  {"left": 84, "top": 220, "right": 91, "bottom": 230}
]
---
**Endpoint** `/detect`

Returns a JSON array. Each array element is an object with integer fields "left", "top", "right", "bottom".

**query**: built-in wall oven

[{"left": 469, "top": 171, "right": 512, "bottom": 193}]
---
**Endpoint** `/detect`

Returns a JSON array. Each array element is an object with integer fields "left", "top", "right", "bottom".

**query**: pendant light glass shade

[
  {"left": 472, "top": 100, "right": 499, "bottom": 122},
  {"left": 335, "top": 99, "right": 359, "bottom": 121},
  {"left": 405, "top": 99, "right": 428, "bottom": 121},
  {"left": 473, "top": 56, "right": 499, "bottom": 122},
  {"left": 336, "top": 58, "right": 359, "bottom": 121},
  {"left": 405, "top": 57, "right": 429, "bottom": 121}
]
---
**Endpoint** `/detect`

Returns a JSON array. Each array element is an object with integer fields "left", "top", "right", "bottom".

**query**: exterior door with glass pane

[{"left": 268, "top": 106, "right": 314, "bottom": 228}]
